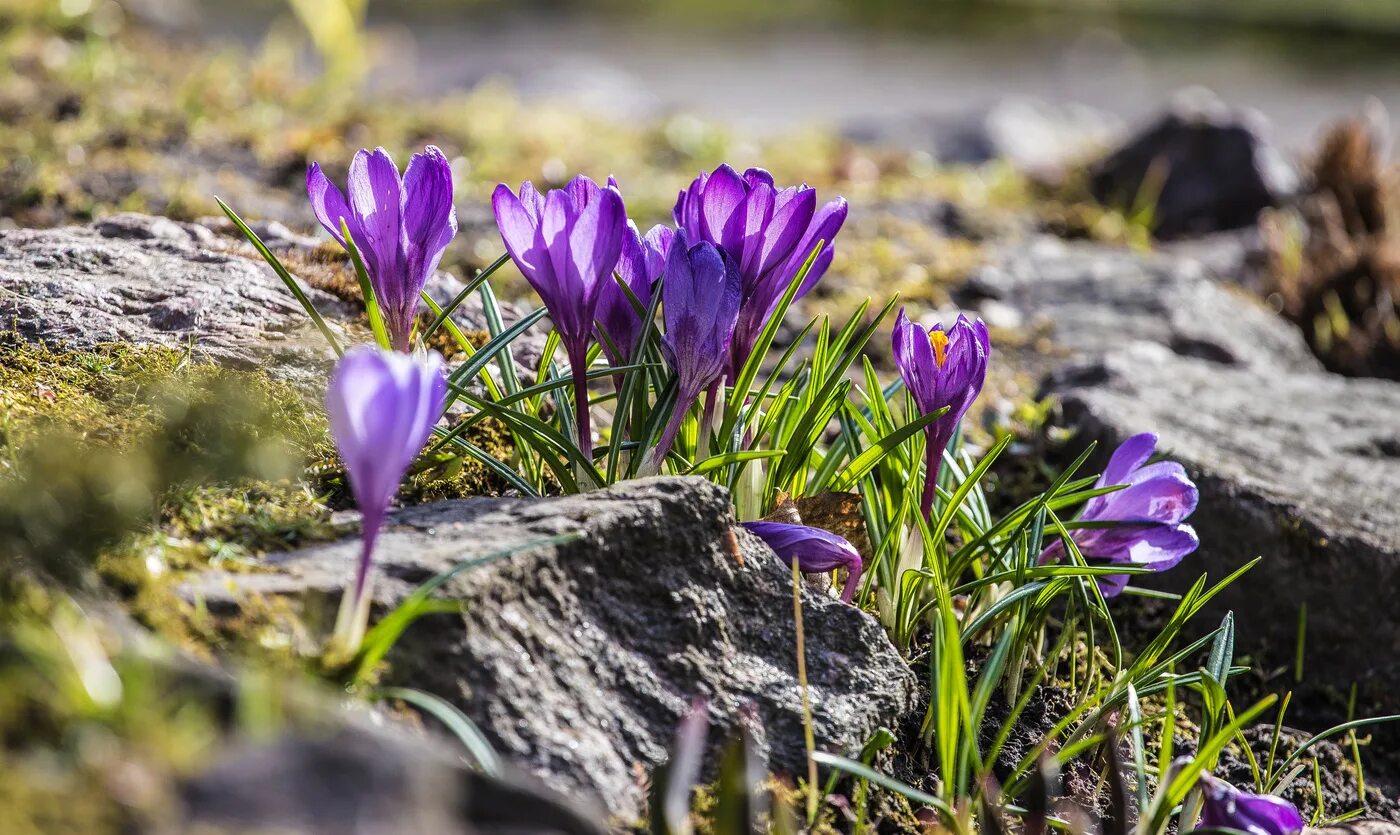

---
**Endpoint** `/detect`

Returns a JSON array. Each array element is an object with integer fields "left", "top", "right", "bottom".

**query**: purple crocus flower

[
  {"left": 642, "top": 230, "right": 741, "bottom": 473},
  {"left": 742, "top": 521, "right": 865, "bottom": 603},
  {"left": 1038, "top": 433, "right": 1199, "bottom": 597},
  {"left": 674, "top": 165, "right": 848, "bottom": 379},
  {"left": 325, "top": 346, "right": 446, "bottom": 650},
  {"left": 493, "top": 175, "right": 627, "bottom": 460},
  {"left": 307, "top": 146, "right": 457, "bottom": 352},
  {"left": 1197, "top": 773, "right": 1304, "bottom": 835},
  {"left": 595, "top": 221, "right": 673, "bottom": 369},
  {"left": 891, "top": 308, "right": 991, "bottom": 521}
]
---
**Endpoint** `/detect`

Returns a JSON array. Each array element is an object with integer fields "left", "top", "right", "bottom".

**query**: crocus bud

[
  {"left": 742, "top": 521, "right": 864, "bottom": 603},
  {"left": 641, "top": 229, "right": 741, "bottom": 475},
  {"left": 307, "top": 146, "right": 457, "bottom": 352},
  {"left": 325, "top": 346, "right": 446, "bottom": 653},
  {"left": 1197, "top": 773, "right": 1304, "bottom": 835},
  {"left": 891, "top": 309, "right": 990, "bottom": 521},
  {"left": 1038, "top": 432, "right": 1199, "bottom": 596}
]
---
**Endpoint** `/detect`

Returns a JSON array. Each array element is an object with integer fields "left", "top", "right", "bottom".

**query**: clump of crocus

[
  {"left": 641, "top": 230, "right": 741, "bottom": 474},
  {"left": 891, "top": 309, "right": 991, "bottom": 521},
  {"left": 307, "top": 146, "right": 457, "bottom": 352},
  {"left": 1038, "top": 432, "right": 1199, "bottom": 597},
  {"left": 493, "top": 175, "right": 627, "bottom": 460},
  {"left": 742, "top": 521, "right": 864, "bottom": 603},
  {"left": 325, "top": 346, "right": 447, "bottom": 654},
  {"left": 673, "top": 165, "right": 848, "bottom": 379},
  {"left": 1197, "top": 773, "right": 1304, "bottom": 835},
  {"left": 595, "top": 221, "right": 673, "bottom": 371}
]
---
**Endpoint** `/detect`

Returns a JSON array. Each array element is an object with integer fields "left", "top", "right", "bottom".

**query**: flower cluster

[{"left": 294, "top": 146, "right": 1201, "bottom": 634}]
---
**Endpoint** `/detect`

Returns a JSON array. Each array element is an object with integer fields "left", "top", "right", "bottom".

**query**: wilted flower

[
  {"left": 595, "top": 221, "right": 673, "bottom": 369},
  {"left": 1039, "top": 433, "right": 1199, "bottom": 596},
  {"left": 1197, "top": 773, "right": 1304, "bottom": 835},
  {"left": 642, "top": 230, "right": 741, "bottom": 474},
  {"left": 891, "top": 309, "right": 990, "bottom": 520},
  {"left": 307, "top": 146, "right": 457, "bottom": 352},
  {"left": 673, "top": 165, "right": 847, "bottom": 379},
  {"left": 325, "top": 346, "right": 447, "bottom": 652},
  {"left": 742, "top": 521, "right": 865, "bottom": 603},
  {"left": 493, "top": 175, "right": 627, "bottom": 459}
]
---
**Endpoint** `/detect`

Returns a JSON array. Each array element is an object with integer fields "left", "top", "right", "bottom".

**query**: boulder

[
  {"left": 1088, "top": 90, "right": 1298, "bottom": 238},
  {"left": 0, "top": 213, "right": 341, "bottom": 388},
  {"left": 180, "top": 726, "right": 606, "bottom": 835},
  {"left": 182, "top": 476, "right": 917, "bottom": 822},
  {"left": 1045, "top": 343, "right": 1400, "bottom": 719},
  {"left": 959, "top": 237, "right": 1319, "bottom": 373}
]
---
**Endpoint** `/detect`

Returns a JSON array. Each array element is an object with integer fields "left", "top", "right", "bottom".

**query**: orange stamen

[{"left": 929, "top": 329, "right": 949, "bottom": 367}]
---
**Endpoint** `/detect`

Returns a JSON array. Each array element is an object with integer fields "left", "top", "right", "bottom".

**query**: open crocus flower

[
  {"left": 742, "top": 521, "right": 864, "bottom": 603},
  {"left": 493, "top": 175, "right": 627, "bottom": 459},
  {"left": 1038, "top": 433, "right": 1199, "bottom": 597},
  {"left": 325, "top": 346, "right": 447, "bottom": 653},
  {"left": 595, "top": 221, "right": 673, "bottom": 370},
  {"left": 891, "top": 309, "right": 991, "bottom": 520},
  {"left": 1197, "top": 773, "right": 1304, "bottom": 835},
  {"left": 673, "top": 165, "right": 847, "bottom": 379},
  {"left": 642, "top": 230, "right": 741, "bottom": 474},
  {"left": 307, "top": 146, "right": 457, "bottom": 352}
]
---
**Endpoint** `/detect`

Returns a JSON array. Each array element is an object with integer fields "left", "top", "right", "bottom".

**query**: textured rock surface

[
  {"left": 1046, "top": 344, "right": 1400, "bottom": 712},
  {"left": 180, "top": 726, "right": 606, "bottom": 835},
  {"left": 959, "top": 237, "right": 1320, "bottom": 372},
  {"left": 183, "top": 477, "right": 917, "bottom": 821},
  {"left": 1087, "top": 92, "right": 1298, "bottom": 238},
  {"left": 0, "top": 213, "right": 341, "bottom": 386}
]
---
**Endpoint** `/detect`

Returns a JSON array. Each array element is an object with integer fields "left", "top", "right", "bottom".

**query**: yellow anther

[{"left": 929, "top": 329, "right": 949, "bottom": 367}]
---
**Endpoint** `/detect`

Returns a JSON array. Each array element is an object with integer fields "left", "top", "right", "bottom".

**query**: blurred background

[{"left": 167, "top": 0, "right": 1400, "bottom": 146}]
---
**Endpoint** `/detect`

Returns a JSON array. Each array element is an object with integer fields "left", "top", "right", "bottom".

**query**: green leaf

[
  {"left": 421, "top": 253, "right": 509, "bottom": 343},
  {"left": 216, "top": 196, "right": 342, "bottom": 356},
  {"left": 374, "top": 687, "right": 503, "bottom": 776}
]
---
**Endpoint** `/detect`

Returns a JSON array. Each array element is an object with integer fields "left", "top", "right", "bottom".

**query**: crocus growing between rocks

[
  {"left": 1197, "top": 773, "right": 1304, "bottom": 835},
  {"left": 742, "top": 521, "right": 864, "bottom": 603},
  {"left": 673, "top": 165, "right": 848, "bottom": 379},
  {"left": 641, "top": 230, "right": 741, "bottom": 474},
  {"left": 325, "top": 346, "right": 446, "bottom": 652},
  {"left": 891, "top": 309, "right": 991, "bottom": 521},
  {"left": 307, "top": 146, "right": 457, "bottom": 352},
  {"left": 493, "top": 175, "right": 627, "bottom": 459},
  {"left": 595, "top": 221, "right": 673, "bottom": 370},
  {"left": 1038, "top": 432, "right": 1199, "bottom": 596}
]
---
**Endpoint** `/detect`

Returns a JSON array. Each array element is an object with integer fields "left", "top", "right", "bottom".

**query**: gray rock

[
  {"left": 1088, "top": 90, "right": 1299, "bottom": 239},
  {"left": 183, "top": 476, "right": 917, "bottom": 821},
  {"left": 1044, "top": 343, "right": 1400, "bottom": 715},
  {"left": 846, "top": 97, "right": 1123, "bottom": 180},
  {"left": 180, "top": 726, "right": 607, "bottom": 835},
  {"left": 0, "top": 213, "right": 342, "bottom": 387},
  {"left": 959, "top": 237, "right": 1320, "bottom": 373}
]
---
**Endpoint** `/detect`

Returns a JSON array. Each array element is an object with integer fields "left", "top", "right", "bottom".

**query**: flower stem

[
  {"left": 696, "top": 379, "right": 722, "bottom": 457},
  {"left": 567, "top": 345, "right": 593, "bottom": 461},
  {"left": 920, "top": 435, "right": 941, "bottom": 523},
  {"left": 641, "top": 390, "right": 697, "bottom": 477}
]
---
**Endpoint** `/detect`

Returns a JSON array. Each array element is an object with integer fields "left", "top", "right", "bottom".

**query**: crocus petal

[
  {"left": 697, "top": 164, "right": 748, "bottom": 257},
  {"left": 661, "top": 231, "right": 741, "bottom": 398},
  {"left": 742, "top": 521, "right": 864, "bottom": 603},
  {"left": 788, "top": 197, "right": 849, "bottom": 300},
  {"left": 1101, "top": 432, "right": 1159, "bottom": 487},
  {"left": 307, "top": 162, "right": 358, "bottom": 248},
  {"left": 597, "top": 222, "right": 672, "bottom": 366},
  {"left": 1199, "top": 774, "right": 1305, "bottom": 835},
  {"left": 402, "top": 147, "right": 457, "bottom": 289},
  {"left": 347, "top": 148, "right": 407, "bottom": 297}
]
